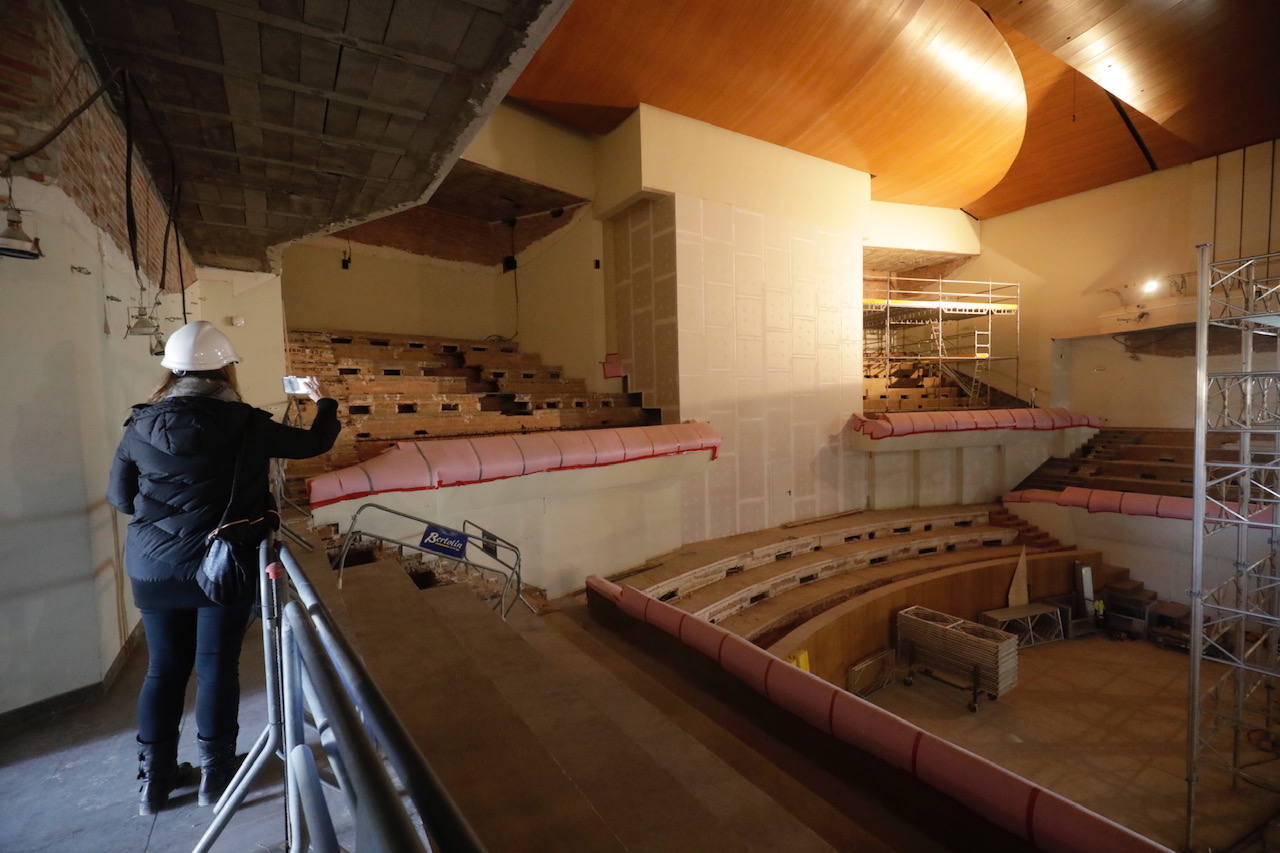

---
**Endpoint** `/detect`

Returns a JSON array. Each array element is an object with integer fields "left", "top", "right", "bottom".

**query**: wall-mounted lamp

[
  {"left": 125, "top": 306, "right": 159, "bottom": 337},
  {"left": 0, "top": 203, "right": 41, "bottom": 259},
  {"left": 1141, "top": 278, "right": 1160, "bottom": 294}
]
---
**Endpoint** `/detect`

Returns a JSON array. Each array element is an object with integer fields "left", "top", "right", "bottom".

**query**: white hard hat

[{"left": 161, "top": 320, "right": 240, "bottom": 372}]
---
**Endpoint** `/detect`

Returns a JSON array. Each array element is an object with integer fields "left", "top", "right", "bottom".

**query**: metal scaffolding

[
  {"left": 862, "top": 275, "right": 1026, "bottom": 408},
  {"left": 1186, "top": 245, "right": 1280, "bottom": 851}
]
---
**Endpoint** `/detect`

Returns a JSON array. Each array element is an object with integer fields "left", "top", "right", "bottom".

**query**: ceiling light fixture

[
  {"left": 125, "top": 306, "right": 160, "bottom": 337},
  {"left": 1141, "top": 278, "right": 1160, "bottom": 294},
  {"left": 0, "top": 202, "right": 40, "bottom": 260}
]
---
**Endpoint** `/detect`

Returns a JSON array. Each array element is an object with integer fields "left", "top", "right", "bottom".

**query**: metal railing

[
  {"left": 194, "top": 539, "right": 486, "bottom": 852},
  {"left": 332, "top": 502, "right": 533, "bottom": 617}
]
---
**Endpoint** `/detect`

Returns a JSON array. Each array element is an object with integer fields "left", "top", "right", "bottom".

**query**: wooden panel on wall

[
  {"left": 511, "top": 0, "right": 1026, "bottom": 209},
  {"left": 771, "top": 550, "right": 1119, "bottom": 685}
]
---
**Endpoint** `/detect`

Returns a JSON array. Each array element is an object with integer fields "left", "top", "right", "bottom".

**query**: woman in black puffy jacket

[{"left": 107, "top": 320, "right": 340, "bottom": 815}]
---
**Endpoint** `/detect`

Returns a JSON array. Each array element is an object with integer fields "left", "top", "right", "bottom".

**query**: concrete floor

[
  {"left": 872, "top": 635, "right": 1280, "bottom": 851},
  {"left": 0, "top": 620, "right": 353, "bottom": 852}
]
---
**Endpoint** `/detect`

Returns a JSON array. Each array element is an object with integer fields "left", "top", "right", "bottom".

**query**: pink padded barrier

[
  {"left": 915, "top": 734, "right": 1037, "bottom": 841},
  {"left": 1032, "top": 787, "right": 1160, "bottom": 853},
  {"left": 848, "top": 407, "right": 1101, "bottom": 440},
  {"left": 589, "top": 577, "right": 1169, "bottom": 853},
  {"left": 765, "top": 659, "right": 840, "bottom": 733},
  {"left": 718, "top": 633, "right": 774, "bottom": 694},
  {"left": 830, "top": 691, "right": 920, "bottom": 773},
  {"left": 308, "top": 422, "right": 722, "bottom": 508},
  {"left": 585, "top": 575, "right": 622, "bottom": 604},
  {"left": 1002, "top": 487, "right": 1265, "bottom": 525}
]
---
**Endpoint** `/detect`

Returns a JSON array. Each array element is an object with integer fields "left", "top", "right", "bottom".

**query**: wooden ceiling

[
  {"left": 963, "top": 22, "right": 1204, "bottom": 220},
  {"left": 512, "top": 0, "right": 1279, "bottom": 218},
  {"left": 509, "top": 0, "right": 1028, "bottom": 209},
  {"left": 66, "top": 0, "right": 565, "bottom": 271},
  {"left": 978, "top": 0, "right": 1280, "bottom": 157}
]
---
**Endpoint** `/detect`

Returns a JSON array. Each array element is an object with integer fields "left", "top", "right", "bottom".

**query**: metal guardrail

[
  {"left": 193, "top": 539, "right": 486, "bottom": 853},
  {"left": 332, "top": 502, "right": 533, "bottom": 618}
]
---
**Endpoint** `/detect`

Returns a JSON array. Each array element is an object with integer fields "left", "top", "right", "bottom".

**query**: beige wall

[
  {"left": 956, "top": 139, "right": 1280, "bottom": 418},
  {"left": 597, "top": 105, "right": 868, "bottom": 232},
  {"left": 855, "top": 427, "right": 1095, "bottom": 509},
  {"left": 865, "top": 200, "right": 981, "bottom": 255},
  {"left": 514, "top": 207, "right": 619, "bottom": 393},
  {"left": 190, "top": 268, "right": 288, "bottom": 411},
  {"left": 0, "top": 178, "right": 192, "bottom": 712},
  {"left": 609, "top": 197, "right": 678, "bottom": 416},
  {"left": 281, "top": 237, "right": 514, "bottom": 340},
  {"left": 311, "top": 452, "right": 713, "bottom": 597},
  {"left": 462, "top": 102, "right": 596, "bottom": 201},
  {"left": 674, "top": 195, "right": 866, "bottom": 537}
]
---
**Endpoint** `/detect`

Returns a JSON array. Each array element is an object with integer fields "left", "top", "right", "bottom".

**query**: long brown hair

[{"left": 147, "top": 364, "right": 242, "bottom": 403}]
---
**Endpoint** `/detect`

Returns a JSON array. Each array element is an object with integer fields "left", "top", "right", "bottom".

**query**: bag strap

[{"left": 213, "top": 422, "right": 252, "bottom": 531}]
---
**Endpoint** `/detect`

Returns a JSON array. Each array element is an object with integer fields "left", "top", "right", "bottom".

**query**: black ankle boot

[
  {"left": 136, "top": 736, "right": 188, "bottom": 816},
  {"left": 197, "top": 732, "right": 239, "bottom": 807}
]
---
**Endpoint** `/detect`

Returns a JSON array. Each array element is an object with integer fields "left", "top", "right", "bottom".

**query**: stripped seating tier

[
  {"left": 673, "top": 526, "right": 1017, "bottom": 626},
  {"left": 717, "top": 544, "right": 1027, "bottom": 644},
  {"left": 624, "top": 505, "right": 998, "bottom": 603}
]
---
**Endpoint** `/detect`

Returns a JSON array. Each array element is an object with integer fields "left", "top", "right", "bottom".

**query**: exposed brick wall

[
  {"left": 335, "top": 201, "right": 575, "bottom": 266},
  {"left": 0, "top": 0, "right": 195, "bottom": 288}
]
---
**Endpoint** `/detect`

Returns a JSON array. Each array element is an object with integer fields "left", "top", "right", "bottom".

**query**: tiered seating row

[
  {"left": 307, "top": 422, "right": 722, "bottom": 508},
  {"left": 717, "top": 544, "right": 1027, "bottom": 645},
  {"left": 629, "top": 505, "right": 996, "bottom": 602},
  {"left": 586, "top": 576, "right": 1165, "bottom": 853},
  {"left": 285, "top": 328, "right": 657, "bottom": 486},
  {"left": 862, "top": 362, "right": 970, "bottom": 413},
  {"left": 672, "top": 526, "right": 1017, "bottom": 626}
]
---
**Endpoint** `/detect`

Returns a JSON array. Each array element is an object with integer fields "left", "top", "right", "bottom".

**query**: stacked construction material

[{"left": 897, "top": 605, "right": 1018, "bottom": 697}]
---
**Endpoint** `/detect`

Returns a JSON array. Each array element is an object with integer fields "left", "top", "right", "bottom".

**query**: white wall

[
  {"left": 513, "top": 207, "right": 617, "bottom": 393},
  {"left": 0, "top": 178, "right": 191, "bottom": 712},
  {"left": 189, "top": 268, "right": 287, "bottom": 411},
  {"left": 864, "top": 200, "right": 980, "bottom": 255},
  {"left": 281, "top": 237, "right": 513, "bottom": 340},
  {"left": 310, "top": 452, "right": 712, "bottom": 597}
]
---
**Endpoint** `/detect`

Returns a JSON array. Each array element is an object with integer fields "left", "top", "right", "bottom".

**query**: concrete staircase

[{"left": 988, "top": 506, "right": 1067, "bottom": 551}]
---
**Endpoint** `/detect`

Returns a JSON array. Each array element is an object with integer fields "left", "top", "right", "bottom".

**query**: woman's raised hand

[{"left": 300, "top": 377, "right": 325, "bottom": 402}]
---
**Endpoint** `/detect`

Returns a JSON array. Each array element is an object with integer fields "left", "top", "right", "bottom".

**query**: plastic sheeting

[
  {"left": 586, "top": 575, "right": 1169, "bottom": 853},
  {"left": 308, "top": 422, "right": 722, "bottom": 508},
  {"left": 848, "top": 407, "right": 1102, "bottom": 439}
]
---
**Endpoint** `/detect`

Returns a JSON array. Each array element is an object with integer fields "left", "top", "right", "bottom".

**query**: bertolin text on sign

[{"left": 419, "top": 523, "right": 468, "bottom": 560}]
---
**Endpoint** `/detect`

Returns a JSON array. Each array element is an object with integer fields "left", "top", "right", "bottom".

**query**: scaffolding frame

[
  {"left": 1186, "top": 245, "right": 1280, "bottom": 851},
  {"left": 862, "top": 275, "right": 1025, "bottom": 408}
]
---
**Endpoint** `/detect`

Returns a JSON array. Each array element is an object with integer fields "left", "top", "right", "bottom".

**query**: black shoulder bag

[{"left": 196, "top": 427, "right": 262, "bottom": 605}]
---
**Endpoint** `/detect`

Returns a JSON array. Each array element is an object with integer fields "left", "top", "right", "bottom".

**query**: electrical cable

[
  {"left": 485, "top": 216, "right": 521, "bottom": 344},
  {"left": 123, "top": 70, "right": 140, "bottom": 280},
  {"left": 5, "top": 67, "right": 120, "bottom": 164}
]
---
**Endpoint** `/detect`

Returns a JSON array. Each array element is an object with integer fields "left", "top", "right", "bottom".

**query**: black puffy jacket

[{"left": 108, "top": 393, "right": 340, "bottom": 607}]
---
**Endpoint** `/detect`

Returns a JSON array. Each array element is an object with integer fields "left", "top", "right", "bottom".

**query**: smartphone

[{"left": 282, "top": 376, "right": 309, "bottom": 395}]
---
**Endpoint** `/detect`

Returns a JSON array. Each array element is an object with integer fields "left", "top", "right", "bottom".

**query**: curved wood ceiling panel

[
  {"left": 510, "top": 0, "right": 1027, "bottom": 208},
  {"left": 978, "top": 1, "right": 1280, "bottom": 155},
  {"left": 965, "top": 23, "right": 1204, "bottom": 220}
]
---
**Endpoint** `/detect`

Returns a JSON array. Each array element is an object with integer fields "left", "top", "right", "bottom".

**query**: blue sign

[{"left": 419, "top": 523, "right": 468, "bottom": 560}]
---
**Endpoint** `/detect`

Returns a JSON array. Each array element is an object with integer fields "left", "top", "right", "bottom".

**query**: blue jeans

[{"left": 137, "top": 604, "right": 254, "bottom": 743}]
